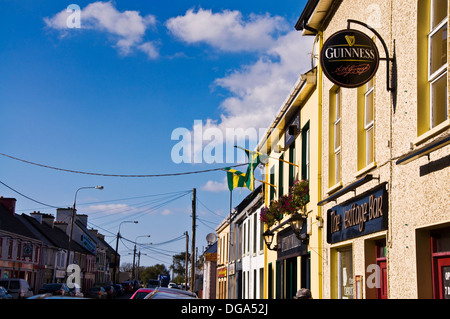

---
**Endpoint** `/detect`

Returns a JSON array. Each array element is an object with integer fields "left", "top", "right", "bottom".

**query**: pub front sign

[
  {"left": 327, "top": 183, "right": 388, "bottom": 244},
  {"left": 320, "top": 29, "right": 380, "bottom": 88}
]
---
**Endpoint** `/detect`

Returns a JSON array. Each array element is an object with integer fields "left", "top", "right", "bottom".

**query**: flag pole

[
  {"left": 235, "top": 146, "right": 299, "bottom": 168},
  {"left": 256, "top": 179, "right": 277, "bottom": 188}
]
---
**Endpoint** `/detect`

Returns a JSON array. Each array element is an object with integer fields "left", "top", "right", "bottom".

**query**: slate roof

[
  {"left": 18, "top": 214, "right": 90, "bottom": 254},
  {"left": 0, "top": 205, "right": 40, "bottom": 241}
]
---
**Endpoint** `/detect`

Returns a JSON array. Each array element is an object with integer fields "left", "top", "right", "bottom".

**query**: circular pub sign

[{"left": 320, "top": 29, "right": 380, "bottom": 88}]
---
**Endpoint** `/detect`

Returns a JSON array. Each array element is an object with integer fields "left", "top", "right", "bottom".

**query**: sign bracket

[{"left": 347, "top": 19, "right": 396, "bottom": 92}]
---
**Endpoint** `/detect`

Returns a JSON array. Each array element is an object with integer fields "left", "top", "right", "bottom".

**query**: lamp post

[
  {"left": 66, "top": 186, "right": 103, "bottom": 269},
  {"left": 113, "top": 220, "right": 138, "bottom": 283},
  {"left": 132, "top": 235, "right": 151, "bottom": 280}
]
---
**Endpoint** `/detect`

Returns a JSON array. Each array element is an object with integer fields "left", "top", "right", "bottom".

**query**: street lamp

[
  {"left": 66, "top": 186, "right": 103, "bottom": 268},
  {"left": 262, "top": 230, "right": 277, "bottom": 251},
  {"left": 132, "top": 235, "right": 151, "bottom": 280},
  {"left": 113, "top": 220, "right": 138, "bottom": 283},
  {"left": 289, "top": 211, "right": 310, "bottom": 245}
]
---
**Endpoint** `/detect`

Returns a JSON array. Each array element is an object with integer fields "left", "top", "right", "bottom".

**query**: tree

[
  {"left": 171, "top": 251, "right": 190, "bottom": 284},
  {"left": 140, "top": 264, "right": 169, "bottom": 285}
]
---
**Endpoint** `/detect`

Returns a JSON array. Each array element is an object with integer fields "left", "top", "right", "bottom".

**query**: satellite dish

[{"left": 206, "top": 233, "right": 217, "bottom": 244}]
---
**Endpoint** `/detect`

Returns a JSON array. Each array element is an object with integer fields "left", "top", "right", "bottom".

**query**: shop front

[
  {"left": 325, "top": 183, "right": 389, "bottom": 299},
  {"left": 275, "top": 226, "right": 310, "bottom": 299}
]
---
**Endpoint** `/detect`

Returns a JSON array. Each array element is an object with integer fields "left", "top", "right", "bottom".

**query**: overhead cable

[{"left": 0, "top": 152, "right": 246, "bottom": 177}]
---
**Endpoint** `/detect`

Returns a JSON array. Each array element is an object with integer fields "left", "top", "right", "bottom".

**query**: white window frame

[
  {"left": 334, "top": 88, "right": 342, "bottom": 184},
  {"left": 364, "top": 81, "right": 374, "bottom": 165},
  {"left": 428, "top": 3, "right": 448, "bottom": 129}
]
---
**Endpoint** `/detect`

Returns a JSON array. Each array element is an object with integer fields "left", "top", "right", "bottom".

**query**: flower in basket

[
  {"left": 260, "top": 206, "right": 270, "bottom": 224},
  {"left": 268, "top": 199, "right": 284, "bottom": 223},
  {"left": 279, "top": 194, "right": 296, "bottom": 216},
  {"left": 290, "top": 179, "right": 309, "bottom": 212}
]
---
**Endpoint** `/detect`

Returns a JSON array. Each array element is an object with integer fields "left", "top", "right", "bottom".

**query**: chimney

[
  {"left": 54, "top": 221, "right": 68, "bottom": 233},
  {"left": 77, "top": 214, "right": 88, "bottom": 228},
  {"left": 0, "top": 197, "right": 16, "bottom": 215},
  {"left": 56, "top": 208, "right": 74, "bottom": 224},
  {"left": 30, "top": 211, "right": 42, "bottom": 224},
  {"left": 41, "top": 213, "right": 55, "bottom": 228}
]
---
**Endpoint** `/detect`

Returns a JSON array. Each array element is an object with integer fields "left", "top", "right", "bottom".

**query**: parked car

[
  {"left": 168, "top": 282, "right": 179, "bottom": 289},
  {"left": 0, "top": 279, "right": 33, "bottom": 299},
  {"left": 120, "top": 281, "right": 134, "bottom": 294},
  {"left": 38, "top": 283, "right": 70, "bottom": 296},
  {"left": 0, "top": 286, "right": 12, "bottom": 299},
  {"left": 28, "top": 293, "right": 86, "bottom": 300},
  {"left": 130, "top": 287, "right": 197, "bottom": 300},
  {"left": 87, "top": 286, "right": 107, "bottom": 299},
  {"left": 113, "top": 284, "right": 124, "bottom": 297},
  {"left": 147, "top": 279, "right": 160, "bottom": 288},
  {"left": 103, "top": 285, "right": 116, "bottom": 299}
]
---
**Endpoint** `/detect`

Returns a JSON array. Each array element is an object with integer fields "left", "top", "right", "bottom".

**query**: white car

[
  {"left": 0, "top": 279, "right": 33, "bottom": 299},
  {"left": 168, "top": 282, "right": 179, "bottom": 289}
]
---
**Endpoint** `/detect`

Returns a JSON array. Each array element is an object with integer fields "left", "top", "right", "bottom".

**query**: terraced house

[{"left": 295, "top": 0, "right": 450, "bottom": 299}]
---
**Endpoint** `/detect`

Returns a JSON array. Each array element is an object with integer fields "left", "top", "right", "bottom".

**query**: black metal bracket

[{"left": 347, "top": 19, "right": 397, "bottom": 92}]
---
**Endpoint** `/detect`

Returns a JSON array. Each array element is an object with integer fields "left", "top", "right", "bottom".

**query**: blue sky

[{"left": 0, "top": 0, "right": 312, "bottom": 269}]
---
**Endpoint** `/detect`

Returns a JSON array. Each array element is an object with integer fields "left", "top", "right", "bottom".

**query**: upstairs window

[{"left": 429, "top": 0, "right": 448, "bottom": 128}]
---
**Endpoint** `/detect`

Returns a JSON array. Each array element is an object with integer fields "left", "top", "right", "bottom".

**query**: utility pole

[
  {"left": 190, "top": 188, "right": 196, "bottom": 293},
  {"left": 185, "top": 231, "right": 189, "bottom": 291},
  {"left": 132, "top": 244, "right": 136, "bottom": 280}
]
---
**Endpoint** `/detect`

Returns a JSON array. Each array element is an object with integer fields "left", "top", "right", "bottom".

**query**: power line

[
  {"left": 94, "top": 191, "right": 191, "bottom": 229},
  {"left": 0, "top": 152, "right": 246, "bottom": 177},
  {"left": 0, "top": 180, "right": 60, "bottom": 209}
]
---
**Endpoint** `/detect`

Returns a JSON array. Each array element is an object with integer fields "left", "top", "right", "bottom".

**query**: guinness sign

[{"left": 321, "top": 29, "right": 380, "bottom": 88}]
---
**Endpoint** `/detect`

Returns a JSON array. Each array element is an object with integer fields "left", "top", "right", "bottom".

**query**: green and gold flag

[
  {"left": 223, "top": 167, "right": 249, "bottom": 191},
  {"left": 235, "top": 146, "right": 266, "bottom": 191}
]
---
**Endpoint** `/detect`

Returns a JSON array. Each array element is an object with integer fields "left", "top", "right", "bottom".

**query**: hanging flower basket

[
  {"left": 290, "top": 179, "right": 309, "bottom": 212},
  {"left": 260, "top": 200, "right": 283, "bottom": 227},
  {"left": 261, "top": 180, "right": 310, "bottom": 228}
]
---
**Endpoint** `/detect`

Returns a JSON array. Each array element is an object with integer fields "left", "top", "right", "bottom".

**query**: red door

[
  {"left": 377, "top": 260, "right": 387, "bottom": 299},
  {"left": 431, "top": 229, "right": 450, "bottom": 299},
  {"left": 376, "top": 241, "right": 387, "bottom": 299},
  {"left": 435, "top": 257, "right": 450, "bottom": 299}
]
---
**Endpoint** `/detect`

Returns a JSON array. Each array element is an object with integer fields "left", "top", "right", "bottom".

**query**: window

[
  {"left": 278, "top": 154, "right": 284, "bottom": 198},
  {"left": 259, "top": 267, "right": 264, "bottom": 299},
  {"left": 259, "top": 218, "right": 264, "bottom": 252},
  {"left": 429, "top": 0, "right": 448, "bottom": 128},
  {"left": 337, "top": 247, "right": 353, "bottom": 299},
  {"left": 365, "top": 79, "right": 374, "bottom": 165},
  {"left": 253, "top": 213, "right": 257, "bottom": 254},
  {"left": 329, "top": 87, "right": 341, "bottom": 187},
  {"left": 269, "top": 166, "right": 275, "bottom": 202},
  {"left": 289, "top": 141, "right": 296, "bottom": 187},
  {"left": 302, "top": 123, "right": 310, "bottom": 181},
  {"left": 358, "top": 79, "right": 375, "bottom": 170},
  {"left": 418, "top": 0, "right": 448, "bottom": 136}
]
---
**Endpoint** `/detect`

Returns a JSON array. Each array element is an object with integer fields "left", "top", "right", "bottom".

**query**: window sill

[
  {"left": 355, "top": 162, "right": 377, "bottom": 178},
  {"left": 414, "top": 119, "right": 450, "bottom": 146},
  {"left": 326, "top": 182, "right": 343, "bottom": 195}
]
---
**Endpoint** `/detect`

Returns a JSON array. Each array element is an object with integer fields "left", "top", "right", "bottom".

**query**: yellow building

[
  {"left": 258, "top": 65, "right": 322, "bottom": 299},
  {"left": 296, "top": 0, "right": 450, "bottom": 299},
  {"left": 215, "top": 217, "right": 229, "bottom": 299}
]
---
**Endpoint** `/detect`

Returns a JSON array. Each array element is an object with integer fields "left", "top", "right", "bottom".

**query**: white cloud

[
  {"left": 167, "top": 9, "right": 314, "bottom": 167},
  {"left": 213, "top": 31, "right": 314, "bottom": 133},
  {"left": 85, "top": 203, "right": 139, "bottom": 215},
  {"left": 160, "top": 209, "right": 173, "bottom": 216},
  {"left": 201, "top": 177, "right": 229, "bottom": 192},
  {"left": 166, "top": 8, "right": 288, "bottom": 52},
  {"left": 44, "top": 1, "right": 159, "bottom": 58}
]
